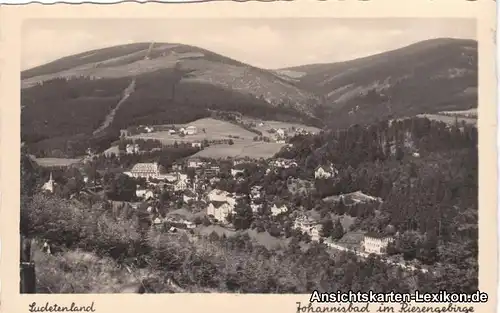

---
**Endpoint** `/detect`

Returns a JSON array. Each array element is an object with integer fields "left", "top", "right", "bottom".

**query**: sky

[{"left": 21, "top": 18, "right": 476, "bottom": 70}]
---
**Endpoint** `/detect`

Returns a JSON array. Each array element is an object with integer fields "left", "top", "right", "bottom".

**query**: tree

[
  {"left": 228, "top": 139, "right": 234, "bottom": 145},
  {"left": 418, "top": 231, "right": 439, "bottom": 265},
  {"left": 320, "top": 219, "right": 334, "bottom": 238},
  {"left": 398, "top": 232, "right": 421, "bottom": 261},
  {"left": 232, "top": 201, "right": 253, "bottom": 230},
  {"left": 334, "top": 199, "right": 347, "bottom": 215},
  {"left": 103, "top": 173, "right": 137, "bottom": 201},
  {"left": 331, "top": 218, "right": 344, "bottom": 240}
]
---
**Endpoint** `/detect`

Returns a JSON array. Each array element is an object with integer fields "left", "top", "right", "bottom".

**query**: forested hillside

[
  {"left": 285, "top": 38, "right": 477, "bottom": 129},
  {"left": 21, "top": 116, "right": 478, "bottom": 293}
]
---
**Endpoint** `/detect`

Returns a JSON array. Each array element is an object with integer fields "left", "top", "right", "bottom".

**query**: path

[
  {"left": 93, "top": 42, "right": 155, "bottom": 136},
  {"left": 324, "top": 240, "right": 430, "bottom": 274}
]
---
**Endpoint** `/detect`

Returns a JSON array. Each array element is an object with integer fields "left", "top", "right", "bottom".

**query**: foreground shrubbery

[{"left": 23, "top": 193, "right": 450, "bottom": 294}]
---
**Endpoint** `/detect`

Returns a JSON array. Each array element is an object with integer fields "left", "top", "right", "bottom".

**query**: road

[{"left": 323, "top": 240, "right": 429, "bottom": 274}]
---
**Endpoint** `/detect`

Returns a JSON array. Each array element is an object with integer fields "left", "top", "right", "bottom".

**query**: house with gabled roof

[
  {"left": 362, "top": 232, "right": 394, "bottom": 255},
  {"left": 314, "top": 164, "right": 339, "bottom": 179},
  {"left": 129, "top": 162, "right": 162, "bottom": 179}
]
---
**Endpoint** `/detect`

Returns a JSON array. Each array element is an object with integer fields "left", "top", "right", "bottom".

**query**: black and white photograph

[{"left": 19, "top": 17, "right": 479, "bottom": 295}]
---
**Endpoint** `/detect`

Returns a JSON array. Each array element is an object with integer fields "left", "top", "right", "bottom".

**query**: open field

[
  {"left": 193, "top": 141, "right": 285, "bottom": 159},
  {"left": 32, "top": 157, "right": 82, "bottom": 167},
  {"left": 196, "top": 225, "right": 290, "bottom": 250},
  {"left": 440, "top": 108, "right": 477, "bottom": 116},
  {"left": 126, "top": 117, "right": 289, "bottom": 159},
  {"left": 127, "top": 118, "right": 257, "bottom": 144},
  {"left": 417, "top": 113, "right": 477, "bottom": 126},
  {"left": 242, "top": 118, "right": 321, "bottom": 134}
]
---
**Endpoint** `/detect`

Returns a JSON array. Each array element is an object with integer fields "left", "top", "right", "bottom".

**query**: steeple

[{"left": 42, "top": 172, "right": 55, "bottom": 193}]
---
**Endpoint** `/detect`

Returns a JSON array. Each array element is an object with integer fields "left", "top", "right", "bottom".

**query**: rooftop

[
  {"left": 364, "top": 232, "right": 391, "bottom": 239},
  {"left": 130, "top": 163, "right": 159, "bottom": 173}
]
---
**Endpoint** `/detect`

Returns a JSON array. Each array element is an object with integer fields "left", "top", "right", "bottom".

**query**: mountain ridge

[{"left": 21, "top": 37, "right": 477, "bottom": 156}]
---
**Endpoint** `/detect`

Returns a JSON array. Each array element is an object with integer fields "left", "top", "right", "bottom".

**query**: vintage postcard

[{"left": 0, "top": 0, "right": 497, "bottom": 313}]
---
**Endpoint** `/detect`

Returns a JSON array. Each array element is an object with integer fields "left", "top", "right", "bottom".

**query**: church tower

[{"left": 42, "top": 172, "right": 55, "bottom": 193}]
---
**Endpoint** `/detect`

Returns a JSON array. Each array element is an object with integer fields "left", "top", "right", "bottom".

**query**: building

[
  {"left": 206, "top": 189, "right": 235, "bottom": 204},
  {"left": 183, "top": 194, "right": 196, "bottom": 204},
  {"left": 233, "top": 159, "right": 246, "bottom": 166},
  {"left": 270, "top": 204, "right": 288, "bottom": 216},
  {"left": 362, "top": 232, "right": 394, "bottom": 255},
  {"left": 250, "top": 185, "right": 263, "bottom": 200},
  {"left": 171, "top": 163, "right": 183, "bottom": 171},
  {"left": 192, "top": 142, "right": 202, "bottom": 148},
  {"left": 276, "top": 128, "right": 286, "bottom": 138},
  {"left": 136, "top": 189, "right": 155, "bottom": 200},
  {"left": 126, "top": 143, "right": 140, "bottom": 154},
  {"left": 129, "top": 162, "right": 162, "bottom": 179},
  {"left": 187, "top": 158, "right": 204, "bottom": 169},
  {"left": 314, "top": 164, "right": 338, "bottom": 179},
  {"left": 206, "top": 201, "right": 234, "bottom": 222},
  {"left": 183, "top": 125, "right": 198, "bottom": 135},
  {"left": 206, "top": 189, "right": 237, "bottom": 222},
  {"left": 152, "top": 217, "right": 164, "bottom": 230},
  {"left": 173, "top": 173, "right": 189, "bottom": 191},
  {"left": 294, "top": 215, "right": 321, "bottom": 241},
  {"left": 270, "top": 158, "right": 297, "bottom": 169},
  {"left": 251, "top": 203, "right": 262, "bottom": 213},
  {"left": 231, "top": 169, "right": 245, "bottom": 177},
  {"left": 204, "top": 166, "right": 220, "bottom": 177},
  {"left": 42, "top": 173, "right": 55, "bottom": 193}
]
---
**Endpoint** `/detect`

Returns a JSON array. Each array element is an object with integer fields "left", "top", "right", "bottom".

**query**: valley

[{"left": 20, "top": 35, "right": 479, "bottom": 295}]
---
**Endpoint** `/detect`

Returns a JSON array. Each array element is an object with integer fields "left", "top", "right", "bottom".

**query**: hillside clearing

[
  {"left": 32, "top": 157, "right": 82, "bottom": 167},
  {"left": 243, "top": 118, "right": 321, "bottom": 135},
  {"left": 196, "top": 225, "right": 290, "bottom": 250},
  {"left": 417, "top": 114, "right": 477, "bottom": 126},
  {"left": 193, "top": 141, "right": 284, "bottom": 159},
  {"left": 127, "top": 118, "right": 257, "bottom": 144}
]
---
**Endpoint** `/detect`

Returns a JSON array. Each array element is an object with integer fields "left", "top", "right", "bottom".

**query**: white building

[
  {"left": 206, "top": 201, "right": 234, "bottom": 222},
  {"left": 231, "top": 169, "right": 245, "bottom": 177},
  {"left": 206, "top": 189, "right": 235, "bottom": 204},
  {"left": 250, "top": 186, "right": 263, "bottom": 200},
  {"left": 294, "top": 216, "right": 321, "bottom": 241},
  {"left": 42, "top": 172, "right": 55, "bottom": 193},
  {"left": 362, "top": 233, "right": 394, "bottom": 255},
  {"left": 251, "top": 203, "right": 262, "bottom": 213},
  {"left": 187, "top": 158, "right": 205, "bottom": 169},
  {"left": 276, "top": 128, "right": 286, "bottom": 138},
  {"left": 314, "top": 165, "right": 339, "bottom": 179},
  {"left": 192, "top": 142, "right": 202, "bottom": 148},
  {"left": 205, "top": 189, "right": 237, "bottom": 222},
  {"left": 270, "top": 158, "right": 297, "bottom": 169},
  {"left": 183, "top": 125, "right": 198, "bottom": 135},
  {"left": 183, "top": 195, "right": 194, "bottom": 203},
  {"left": 136, "top": 189, "right": 155, "bottom": 200},
  {"left": 173, "top": 173, "right": 189, "bottom": 191},
  {"left": 129, "top": 162, "right": 162, "bottom": 179},
  {"left": 126, "top": 143, "right": 140, "bottom": 154},
  {"left": 270, "top": 204, "right": 288, "bottom": 216},
  {"left": 233, "top": 159, "right": 246, "bottom": 166}
]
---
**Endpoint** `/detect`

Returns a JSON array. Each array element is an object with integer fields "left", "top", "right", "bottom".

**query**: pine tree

[
  {"left": 331, "top": 218, "right": 344, "bottom": 240},
  {"left": 320, "top": 219, "right": 334, "bottom": 238}
]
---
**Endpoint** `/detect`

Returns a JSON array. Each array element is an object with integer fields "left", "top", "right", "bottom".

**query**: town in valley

[{"left": 20, "top": 18, "right": 478, "bottom": 294}]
